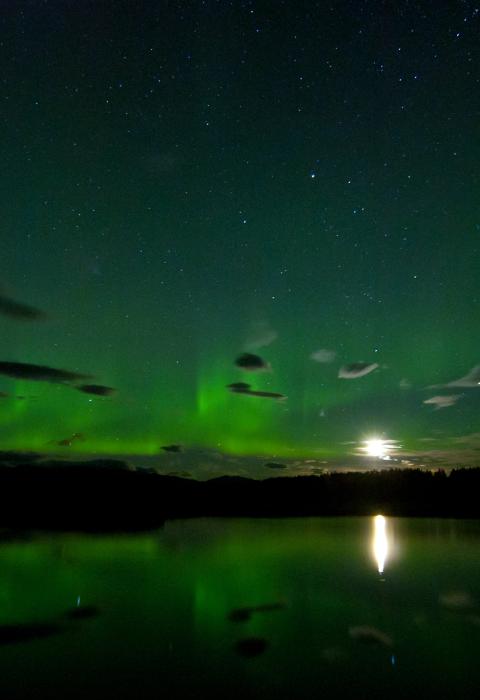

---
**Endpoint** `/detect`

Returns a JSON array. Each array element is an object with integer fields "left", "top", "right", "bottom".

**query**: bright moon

[{"left": 364, "top": 438, "right": 388, "bottom": 458}]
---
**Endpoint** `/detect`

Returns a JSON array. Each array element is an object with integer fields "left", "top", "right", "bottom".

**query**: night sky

[{"left": 1, "top": 1, "right": 479, "bottom": 477}]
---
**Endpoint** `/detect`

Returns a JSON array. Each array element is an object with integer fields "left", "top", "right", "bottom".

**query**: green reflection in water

[{"left": 0, "top": 518, "right": 479, "bottom": 700}]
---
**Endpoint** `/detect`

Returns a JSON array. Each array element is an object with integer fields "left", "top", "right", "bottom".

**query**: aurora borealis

[{"left": 1, "top": 1, "right": 479, "bottom": 477}]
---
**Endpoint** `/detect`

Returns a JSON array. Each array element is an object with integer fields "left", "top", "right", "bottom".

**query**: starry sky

[{"left": 1, "top": 0, "right": 479, "bottom": 477}]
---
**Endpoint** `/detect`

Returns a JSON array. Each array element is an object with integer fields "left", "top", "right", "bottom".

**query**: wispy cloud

[
  {"left": 310, "top": 348, "right": 336, "bottom": 363},
  {"left": 430, "top": 365, "right": 480, "bottom": 389},
  {"left": 450, "top": 432, "right": 480, "bottom": 445},
  {"left": 424, "top": 395, "right": 462, "bottom": 410},
  {"left": 338, "top": 362, "right": 379, "bottom": 379},
  {"left": 0, "top": 292, "right": 47, "bottom": 321},
  {"left": 244, "top": 321, "right": 277, "bottom": 350}
]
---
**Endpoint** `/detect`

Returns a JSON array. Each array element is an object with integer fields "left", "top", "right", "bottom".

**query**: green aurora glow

[{"left": 1, "top": 2, "right": 479, "bottom": 475}]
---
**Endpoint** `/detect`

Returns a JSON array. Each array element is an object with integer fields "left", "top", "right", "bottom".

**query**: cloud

[
  {"left": 0, "top": 361, "right": 92, "bottom": 384},
  {"left": 244, "top": 321, "right": 277, "bottom": 351},
  {"left": 0, "top": 293, "right": 47, "bottom": 321},
  {"left": 310, "top": 348, "right": 336, "bottom": 363},
  {"left": 392, "top": 446, "right": 480, "bottom": 467},
  {"left": 338, "top": 362, "right": 379, "bottom": 379},
  {"left": 0, "top": 391, "right": 36, "bottom": 400},
  {"left": 433, "top": 365, "right": 480, "bottom": 389},
  {"left": 349, "top": 626, "right": 392, "bottom": 648},
  {"left": 450, "top": 432, "right": 480, "bottom": 445},
  {"left": 76, "top": 384, "right": 116, "bottom": 397},
  {"left": 264, "top": 462, "right": 287, "bottom": 470},
  {"left": 240, "top": 389, "right": 287, "bottom": 400},
  {"left": 226, "top": 382, "right": 287, "bottom": 400},
  {"left": 399, "top": 378, "right": 412, "bottom": 389},
  {"left": 423, "top": 395, "right": 462, "bottom": 410},
  {"left": 439, "top": 591, "right": 475, "bottom": 610},
  {"left": 161, "top": 444, "right": 182, "bottom": 453},
  {"left": 50, "top": 432, "right": 86, "bottom": 447},
  {"left": 0, "top": 621, "right": 62, "bottom": 645},
  {"left": 235, "top": 353, "right": 270, "bottom": 372}
]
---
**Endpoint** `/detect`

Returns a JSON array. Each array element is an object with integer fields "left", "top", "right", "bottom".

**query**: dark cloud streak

[
  {"left": 0, "top": 294, "right": 47, "bottom": 321},
  {"left": 77, "top": 384, "right": 116, "bottom": 396},
  {"left": 235, "top": 353, "right": 270, "bottom": 372},
  {"left": 0, "top": 361, "right": 92, "bottom": 384},
  {"left": 227, "top": 382, "right": 286, "bottom": 400}
]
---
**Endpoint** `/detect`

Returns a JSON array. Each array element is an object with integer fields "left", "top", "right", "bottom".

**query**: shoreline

[{"left": 1, "top": 463, "right": 479, "bottom": 531}]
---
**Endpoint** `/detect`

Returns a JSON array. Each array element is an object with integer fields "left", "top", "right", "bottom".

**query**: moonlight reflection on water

[{"left": 373, "top": 515, "right": 389, "bottom": 574}]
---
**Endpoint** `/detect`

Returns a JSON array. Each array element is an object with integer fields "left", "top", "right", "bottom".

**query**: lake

[{"left": 0, "top": 517, "right": 479, "bottom": 699}]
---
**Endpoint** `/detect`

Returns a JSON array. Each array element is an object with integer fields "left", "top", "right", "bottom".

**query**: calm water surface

[{"left": 0, "top": 517, "right": 479, "bottom": 699}]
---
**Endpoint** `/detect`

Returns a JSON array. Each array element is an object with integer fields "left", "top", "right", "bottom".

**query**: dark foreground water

[{"left": 1, "top": 517, "right": 479, "bottom": 699}]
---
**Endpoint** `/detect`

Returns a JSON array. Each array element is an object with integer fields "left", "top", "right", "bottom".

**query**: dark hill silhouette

[{"left": 0, "top": 461, "right": 479, "bottom": 531}]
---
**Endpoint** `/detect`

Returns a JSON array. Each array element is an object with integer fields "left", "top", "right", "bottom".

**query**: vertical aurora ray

[{"left": 193, "top": 351, "right": 289, "bottom": 455}]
